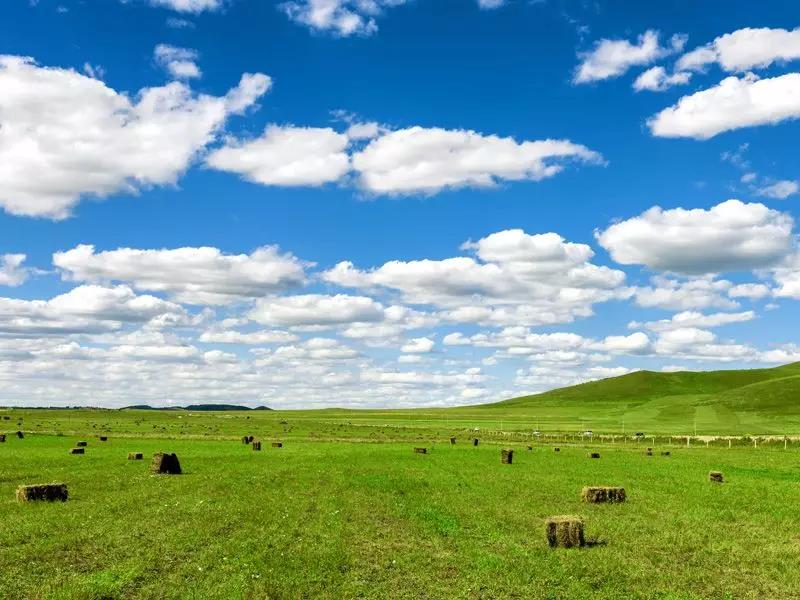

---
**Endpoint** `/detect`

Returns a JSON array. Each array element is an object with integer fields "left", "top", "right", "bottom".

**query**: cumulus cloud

[
  {"left": 401, "top": 337, "right": 435, "bottom": 353},
  {"left": 677, "top": 27, "right": 800, "bottom": 73},
  {"left": 0, "top": 55, "right": 270, "bottom": 218},
  {"left": 147, "top": 0, "right": 224, "bottom": 12},
  {"left": 633, "top": 66, "right": 691, "bottom": 92},
  {"left": 351, "top": 127, "right": 602, "bottom": 194},
  {"left": 728, "top": 283, "right": 771, "bottom": 300},
  {"left": 634, "top": 277, "right": 738, "bottom": 311},
  {"left": 631, "top": 310, "right": 756, "bottom": 332},
  {"left": 324, "top": 229, "right": 628, "bottom": 326},
  {"left": 648, "top": 73, "right": 800, "bottom": 139},
  {"left": 279, "top": 0, "right": 408, "bottom": 37},
  {"left": 0, "top": 254, "right": 29, "bottom": 287},
  {"left": 756, "top": 180, "right": 799, "bottom": 200},
  {"left": 250, "top": 294, "right": 384, "bottom": 328},
  {"left": 596, "top": 200, "right": 793, "bottom": 275},
  {"left": 574, "top": 30, "right": 685, "bottom": 84},
  {"left": 207, "top": 126, "right": 350, "bottom": 186},
  {"left": 199, "top": 329, "right": 299, "bottom": 344},
  {"left": 154, "top": 44, "right": 201, "bottom": 79},
  {"left": 53, "top": 244, "right": 307, "bottom": 305}
]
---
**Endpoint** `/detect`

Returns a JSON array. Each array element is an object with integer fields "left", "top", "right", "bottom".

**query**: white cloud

[
  {"left": 401, "top": 337, "right": 435, "bottom": 353},
  {"left": 756, "top": 180, "right": 799, "bottom": 200},
  {"left": 574, "top": 30, "right": 685, "bottom": 83},
  {"left": 633, "top": 66, "right": 691, "bottom": 92},
  {"left": 53, "top": 244, "right": 307, "bottom": 305},
  {"left": 631, "top": 310, "right": 756, "bottom": 332},
  {"left": 351, "top": 127, "right": 602, "bottom": 194},
  {"left": 596, "top": 332, "right": 651, "bottom": 354},
  {"left": 634, "top": 277, "right": 737, "bottom": 311},
  {"left": 199, "top": 329, "right": 299, "bottom": 344},
  {"left": 677, "top": 27, "right": 800, "bottom": 73},
  {"left": 728, "top": 283, "right": 771, "bottom": 300},
  {"left": 648, "top": 73, "right": 800, "bottom": 139},
  {"left": 207, "top": 126, "right": 350, "bottom": 186},
  {"left": 250, "top": 294, "right": 384, "bottom": 327},
  {"left": 154, "top": 44, "right": 201, "bottom": 79},
  {"left": 147, "top": 0, "right": 223, "bottom": 12},
  {"left": 477, "top": 0, "right": 504, "bottom": 8},
  {"left": 0, "top": 55, "right": 270, "bottom": 218},
  {"left": 0, "top": 254, "right": 28, "bottom": 287},
  {"left": 324, "top": 229, "right": 627, "bottom": 326},
  {"left": 596, "top": 200, "right": 793, "bottom": 275},
  {"left": 280, "top": 0, "right": 408, "bottom": 37}
]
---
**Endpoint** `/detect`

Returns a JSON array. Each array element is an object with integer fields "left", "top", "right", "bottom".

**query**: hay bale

[
  {"left": 709, "top": 471, "right": 724, "bottom": 483},
  {"left": 271, "top": 442, "right": 283, "bottom": 448},
  {"left": 472, "top": 438, "right": 479, "bottom": 447},
  {"left": 128, "top": 452, "right": 143, "bottom": 460},
  {"left": 645, "top": 448, "right": 653, "bottom": 456},
  {"left": 414, "top": 447, "right": 428, "bottom": 454},
  {"left": 450, "top": 437, "right": 456, "bottom": 445},
  {"left": 2, "top": 416, "right": 9, "bottom": 420},
  {"left": 252, "top": 441, "right": 262, "bottom": 451},
  {"left": 16, "top": 483, "right": 68, "bottom": 502},
  {"left": 16, "top": 431, "right": 24, "bottom": 439},
  {"left": 0, "top": 434, "right": 5, "bottom": 443},
  {"left": 526, "top": 445, "right": 533, "bottom": 451},
  {"left": 553, "top": 447, "right": 560, "bottom": 452},
  {"left": 581, "top": 486, "right": 626, "bottom": 503},
  {"left": 99, "top": 436, "right": 108, "bottom": 442},
  {"left": 545, "top": 515, "right": 585, "bottom": 549},
  {"left": 661, "top": 451, "right": 671, "bottom": 457},
  {"left": 500, "top": 448, "right": 513, "bottom": 464},
  {"left": 150, "top": 452, "right": 182, "bottom": 475},
  {"left": 588, "top": 452, "right": 600, "bottom": 459},
  {"left": 76, "top": 441, "right": 88, "bottom": 447},
  {"left": 241, "top": 435, "right": 254, "bottom": 444},
  {"left": 69, "top": 447, "right": 85, "bottom": 455}
]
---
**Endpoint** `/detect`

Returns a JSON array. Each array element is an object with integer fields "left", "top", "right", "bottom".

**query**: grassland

[{"left": 3, "top": 364, "right": 800, "bottom": 598}]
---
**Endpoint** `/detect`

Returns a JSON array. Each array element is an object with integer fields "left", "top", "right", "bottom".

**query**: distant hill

[
  {"left": 121, "top": 404, "right": 271, "bottom": 411},
  {"left": 478, "top": 362, "right": 800, "bottom": 434}
]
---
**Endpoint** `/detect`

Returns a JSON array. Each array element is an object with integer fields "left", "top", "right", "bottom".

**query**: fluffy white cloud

[
  {"left": 728, "top": 283, "right": 771, "bottom": 300},
  {"left": 53, "top": 244, "right": 307, "bottom": 305},
  {"left": 648, "top": 73, "right": 800, "bottom": 139},
  {"left": 199, "top": 329, "right": 299, "bottom": 344},
  {"left": 351, "top": 127, "right": 602, "bottom": 194},
  {"left": 280, "top": 0, "right": 407, "bottom": 36},
  {"left": 756, "top": 180, "right": 799, "bottom": 200},
  {"left": 677, "top": 27, "right": 800, "bottom": 73},
  {"left": 0, "top": 254, "right": 28, "bottom": 287},
  {"left": 401, "top": 337, "right": 435, "bottom": 353},
  {"left": 147, "top": 0, "right": 223, "bottom": 12},
  {"left": 0, "top": 55, "right": 270, "bottom": 218},
  {"left": 596, "top": 200, "right": 793, "bottom": 275},
  {"left": 631, "top": 310, "right": 756, "bottom": 332},
  {"left": 154, "top": 44, "right": 201, "bottom": 79},
  {"left": 633, "top": 66, "right": 691, "bottom": 92},
  {"left": 250, "top": 294, "right": 384, "bottom": 327},
  {"left": 634, "top": 277, "right": 737, "bottom": 311},
  {"left": 0, "top": 285, "right": 186, "bottom": 335},
  {"left": 207, "top": 126, "right": 350, "bottom": 186},
  {"left": 324, "top": 229, "right": 627, "bottom": 327},
  {"left": 574, "top": 30, "right": 685, "bottom": 83}
]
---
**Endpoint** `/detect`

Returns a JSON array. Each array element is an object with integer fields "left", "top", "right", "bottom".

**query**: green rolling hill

[{"left": 478, "top": 362, "right": 800, "bottom": 435}]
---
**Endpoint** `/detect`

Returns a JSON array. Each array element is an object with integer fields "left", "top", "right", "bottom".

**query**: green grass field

[{"left": 3, "top": 364, "right": 800, "bottom": 598}]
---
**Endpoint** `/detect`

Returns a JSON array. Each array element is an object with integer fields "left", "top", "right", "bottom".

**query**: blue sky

[{"left": 1, "top": 0, "right": 799, "bottom": 408}]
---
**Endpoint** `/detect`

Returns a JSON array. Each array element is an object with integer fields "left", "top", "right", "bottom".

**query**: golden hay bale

[
  {"left": 588, "top": 452, "right": 600, "bottom": 459},
  {"left": 414, "top": 447, "right": 428, "bottom": 454},
  {"left": 242, "top": 435, "right": 254, "bottom": 444},
  {"left": 252, "top": 441, "right": 262, "bottom": 451},
  {"left": 271, "top": 442, "right": 283, "bottom": 448},
  {"left": 16, "top": 483, "right": 68, "bottom": 502},
  {"left": 76, "top": 441, "right": 88, "bottom": 447},
  {"left": 581, "top": 486, "right": 626, "bottom": 503},
  {"left": 553, "top": 447, "right": 560, "bottom": 452},
  {"left": 150, "top": 452, "right": 182, "bottom": 475},
  {"left": 645, "top": 448, "right": 653, "bottom": 456},
  {"left": 16, "top": 431, "right": 24, "bottom": 439},
  {"left": 69, "top": 448, "right": 84, "bottom": 455},
  {"left": 545, "top": 515, "right": 585, "bottom": 549},
  {"left": 472, "top": 438, "right": 479, "bottom": 447},
  {"left": 450, "top": 437, "right": 456, "bottom": 445},
  {"left": 709, "top": 471, "right": 724, "bottom": 483},
  {"left": 501, "top": 449, "right": 514, "bottom": 464},
  {"left": 128, "top": 452, "right": 143, "bottom": 460}
]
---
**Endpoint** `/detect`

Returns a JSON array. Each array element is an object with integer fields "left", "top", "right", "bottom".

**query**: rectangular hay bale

[
  {"left": 581, "top": 486, "right": 626, "bottom": 503},
  {"left": 252, "top": 441, "right": 262, "bottom": 451},
  {"left": 500, "top": 448, "right": 513, "bottom": 464},
  {"left": 588, "top": 452, "right": 600, "bottom": 459},
  {"left": 414, "top": 447, "right": 428, "bottom": 454},
  {"left": 128, "top": 452, "right": 143, "bottom": 460},
  {"left": 271, "top": 442, "right": 283, "bottom": 448},
  {"left": 709, "top": 471, "right": 724, "bottom": 483},
  {"left": 472, "top": 438, "right": 479, "bottom": 447},
  {"left": 69, "top": 447, "right": 84, "bottom": 455},
  {"left": 150, "top": 452, "right": 182, "bottom": 475},
  {"left": 545, "top": 515, "right": 585, "bottom": 549},
  {"left": 16, "top": 483, "right": 68, "bottom": 502},
  {"left": 76, "top": 441, "right": 88, "bottom": 447}
]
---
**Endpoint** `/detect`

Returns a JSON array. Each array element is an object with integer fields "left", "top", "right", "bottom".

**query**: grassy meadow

[{"left": 2, "top": 404, "right": 800, "bottom": 599}]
